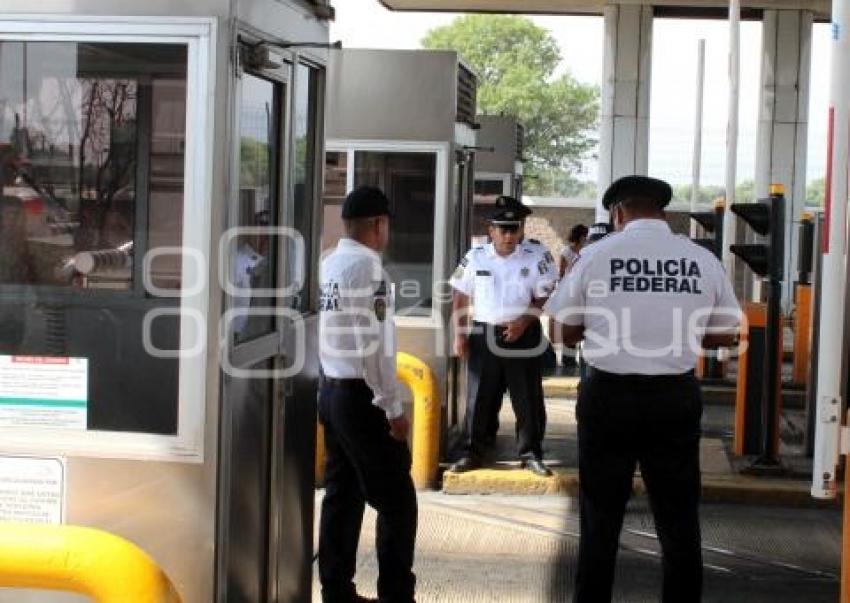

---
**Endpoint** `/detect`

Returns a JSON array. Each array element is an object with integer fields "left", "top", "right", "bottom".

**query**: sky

[{"left": 330, "top": 0, "right": 830, "bottom": 187}]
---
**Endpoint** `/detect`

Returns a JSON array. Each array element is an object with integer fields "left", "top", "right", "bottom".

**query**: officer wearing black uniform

[
  {"left": 545, "top": 176, "right": 740, "bottom": 603},
  {"left": 318, "top": 186, "right": 417, "bottom": 603},
  {"left": 449, "top": 196, "right": 557, "bottom": 477}
]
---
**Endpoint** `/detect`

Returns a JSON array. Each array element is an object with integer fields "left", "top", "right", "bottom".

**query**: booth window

[
  {"left": 354, "top": 152, "right": 436, "bottom": 317},
  {"left": 321, "top": 151, "right": 347, "bottom": 252},
  {"left": 0, "top": 41, "right": 189, "bottom": 435},
  {"left": 321, "top": 151, "right": 437, "bottom": 317},
  {"left": 474, "top": 178, "right": 505, "bottom": 203}
]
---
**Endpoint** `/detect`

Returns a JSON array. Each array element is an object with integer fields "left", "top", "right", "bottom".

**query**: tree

[
  {"left": 806, "top": 177, "right": 825, "bottom": 207},
  {"left": 422, "top": 15, "right": 599, "bottom": 194}
]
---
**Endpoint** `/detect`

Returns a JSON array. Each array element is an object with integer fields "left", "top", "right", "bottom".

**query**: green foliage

[
  {"left": 240, "top": 137, "right": 270, "bottom": 189},
  {"left": 671, "top": 181, "right": 756, "bottom": 207},
  {"left": 524, "top": 168, "right": 596, "bottom": 198},
  {"left": 806, "top": 177, "right": 825, "bottom": 207},
  {"left": 422, "top": 15, "right": 599, "bottom": 175}
]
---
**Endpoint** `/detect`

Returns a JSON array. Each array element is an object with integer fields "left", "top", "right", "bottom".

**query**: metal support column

[
  {"left": 596, "top": 3, "right": 652, "bottom": 223},
  {"left": 755, "top": 9, "right": 813, "bottom": 311}
]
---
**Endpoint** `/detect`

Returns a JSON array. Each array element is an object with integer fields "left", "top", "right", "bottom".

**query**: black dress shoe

[
  {"left": 524, "top": 458, "right": 553, "bottom": 477},
  {"left": 449, "top": 456, "right": 481, "bottom": 473}
]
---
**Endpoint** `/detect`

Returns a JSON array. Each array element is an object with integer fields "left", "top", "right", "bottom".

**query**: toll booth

[
  {"left": 0, "top": 2, "right": 331, "bottom": 602},
  {"left": 323, "top": 49, "right": 478, "bottom": 439},
  {"left": 474, "top": 115, "right": 524, "bottom": 201}
]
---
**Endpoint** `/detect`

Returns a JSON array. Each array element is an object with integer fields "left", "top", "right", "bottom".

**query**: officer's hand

[
  {"left": 503, "top": 318, "right": 530, "bottom": 342},
  {"left": 389, "top": 415, "right": 410, "bottom": 442},
  {"left": 453, "top": 334, "right": 469, "bottom": 359}
]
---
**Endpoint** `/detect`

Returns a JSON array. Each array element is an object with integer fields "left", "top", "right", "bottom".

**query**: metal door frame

[{"left": 216, "top": 31, "right": 294, "bottom": 603}]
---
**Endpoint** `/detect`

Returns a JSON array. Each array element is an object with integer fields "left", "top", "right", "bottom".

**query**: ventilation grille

[
  {"left": 456, "top": 64, "right": 478, "bottom": 127},
  {"left": 515, "top": 123, "right": 525, "bottom": 161}
]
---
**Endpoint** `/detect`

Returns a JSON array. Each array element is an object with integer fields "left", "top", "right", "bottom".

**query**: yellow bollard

[
  {"left": 792, "top": 283, "right": 813, "bottom": 387},
  {"left": 397, "top": 352, "right": 441, "bottom": 490},
  {"left": 315, "top": 353, "right": 442, "bottom": 490},
  {"left": 0, "top": 522, "right": 180, "bottom": 602}
]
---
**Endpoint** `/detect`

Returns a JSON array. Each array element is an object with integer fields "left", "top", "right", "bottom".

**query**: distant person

[
  {"left": 559, "top": 224, "right": 588, "bottom": 278},
  {"left": 0, "top": 196, "right": 35, "bottom": 284},
  {"left": 0, "top": 196, "right": 35, "bottom": 352}
]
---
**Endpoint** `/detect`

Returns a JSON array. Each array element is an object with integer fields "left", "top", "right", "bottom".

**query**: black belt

[
  {"left": 585, "top": 366, "right": 695, "bottom": 380},
  {"left": 322, "top": 376, "right": 366, "bottom": 388}
]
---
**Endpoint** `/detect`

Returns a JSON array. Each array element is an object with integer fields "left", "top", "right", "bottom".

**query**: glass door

[{"left": 218, "top": 57, "right": 289, "bottom": 603}]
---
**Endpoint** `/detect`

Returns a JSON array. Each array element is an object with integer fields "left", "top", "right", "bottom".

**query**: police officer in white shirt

[
  {"left": 450, "top": 196, "right": 557, "bottom": 477},
  {"left": 484, "top": 232, "right": 557, "bottom": 446},
  {"left": 318, "top": 186, "right": 416, "bottom": 603},
  {"left": 545, "top": 175, "right": 741, "bottom": 603}
]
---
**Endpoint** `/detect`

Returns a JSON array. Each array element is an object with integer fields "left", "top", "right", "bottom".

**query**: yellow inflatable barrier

[
  {"left": 0, "top": 522, "right": 181, "bottom": 602},
  {"left": 316, "top": 352, "right": 442, "bottom": 490}
]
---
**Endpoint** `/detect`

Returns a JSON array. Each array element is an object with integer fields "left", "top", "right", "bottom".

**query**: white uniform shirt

[
  {"left": 450, "top": 241, "right": 557, "bottom": 324},
  {"left": 319, "top": 238, "right": 401, "bottom": 419},
  {"left": 544, "top": 219, "right": 741, "bottom": 375},
  {"left": 561, "top": 245, "right": 580, "bottom": 270}
]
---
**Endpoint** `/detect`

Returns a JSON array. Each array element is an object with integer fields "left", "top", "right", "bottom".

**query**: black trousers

[
  {"left": 574, "top": 369, "right": 703, "bottom": 603},
  {"left": 318, "top": 380, "right": 418, "bottom": 603},
  {"left": 464, "top": 320, "right": 547, "bottom": 460}
]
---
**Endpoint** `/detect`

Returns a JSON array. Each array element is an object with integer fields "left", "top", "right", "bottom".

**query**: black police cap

[
  {"left": 341, "top": 186, "right": 392, "bottom": 219},
  {"left": 489, "top": 195, "right": 532, "bottom": 224},
  {"left": 601, "top": 175, "right": 672, "bottom": 210}
]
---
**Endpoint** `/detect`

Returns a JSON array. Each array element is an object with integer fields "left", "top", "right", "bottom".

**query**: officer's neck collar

[
  {"left": 622, "top": 218, "right": 670, "bottom": 233},
  {"left": 487, "top": 242, "right": 521, "bottom": 259},
  {"left": 338, "top": 237, "right": 381, "bottom": 258}
]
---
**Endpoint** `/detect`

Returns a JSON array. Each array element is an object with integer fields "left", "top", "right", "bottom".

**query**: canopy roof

[{"left": 378, "top": 0, "right": 829, "bottom": 18}]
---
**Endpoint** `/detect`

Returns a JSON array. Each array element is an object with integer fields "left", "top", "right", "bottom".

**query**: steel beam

[
  {"left": 596, "top": 4, "right": 652, "bottom": 222},
  {"left": 754, "top": 9, "right": 813, "bottom": 310}
]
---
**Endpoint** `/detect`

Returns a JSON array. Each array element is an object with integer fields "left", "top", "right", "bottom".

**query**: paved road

[{"left": 313, "top": 491, "right": 841, "bottom": 602}]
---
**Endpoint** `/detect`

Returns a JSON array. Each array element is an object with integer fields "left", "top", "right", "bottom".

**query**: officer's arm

[
  {"left": 703, "top": 260, "right": 742, "bottom": 350},
  {"left": 702, "top": 333, "right": 738, "bottom": 348},
  {"left": 346, "top": 264, "right": 402, "bottom": 420},
  {"left": 561, "top": 325, "right": 585, "bottom": 346},
  {"left": 452, "top": 290, "right": 471, "bottom": 358}
]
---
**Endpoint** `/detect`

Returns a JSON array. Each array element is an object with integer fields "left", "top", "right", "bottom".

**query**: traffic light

[
  {"left": 689, "top": 198, "right": 725, "bottom": 259},
  {"left": 730, "top": 184, "right": 786, "bottom": 471},
  {"left": 729, "top": 185, "right": 785, "bottom": 279}
]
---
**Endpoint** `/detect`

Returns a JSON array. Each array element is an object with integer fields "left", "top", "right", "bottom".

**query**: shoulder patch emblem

[
  {"left": 374, "top": 280, "right": 388, "bottom": 322},
  {"left": 537, "top": 260, "right": 548, "bottom": 275}
]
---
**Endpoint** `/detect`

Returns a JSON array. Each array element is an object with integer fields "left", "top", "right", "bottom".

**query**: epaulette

[{"left": 527, "top": 238, "right": 541, "bottom": 245}]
